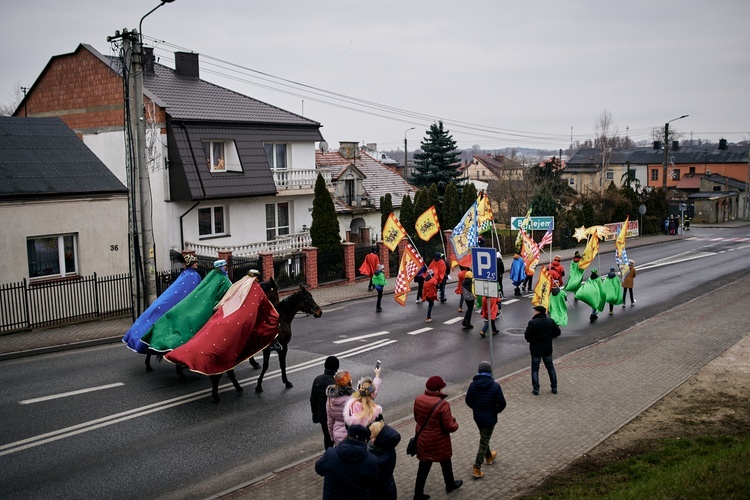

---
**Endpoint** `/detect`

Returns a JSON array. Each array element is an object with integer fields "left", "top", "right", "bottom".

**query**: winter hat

[
  {"left": 591, "top": 268, "right": 598, "bottom": 275},
  {"left": 574, "top": 251, "right": 581, "bottom": 257},
  {"left": 324, "top": 356, "right": 339, "bottom": 372},
  {"left": 554, "top": 255, "right": 561, "bottom": 261},
  {"left": 609, "top": 267, "right": 616, "bottom": 272},
  {"left": 213, "top": 259, "right": 227, "bottom": 268},
  {"left": 465, "top": 271, "right": 473, "bottom": 279},
  {"left": 376, "top": 264, "right": 385, "bottom": 271},
  {"left": 533, "top": 305, "right": 547, "bottom": 314},
  {"left": 347, "top": 424, "right": 371, "bottom": 442},
  {"left": 334, "top": 370, "right": 352, "bottom": 387},
  {"left": 425, "top": 375, "right": 446, "bottom": 391},
  {"left": 629, "top": 259, "right": 635, "bottom": 265},
  {"left": 477, "top": 361, "right": 492, "bottom": 374}
]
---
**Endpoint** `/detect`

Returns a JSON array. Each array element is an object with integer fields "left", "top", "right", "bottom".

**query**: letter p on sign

[{"left": 471, "top": 247, "right": 497, "bottom": 281}]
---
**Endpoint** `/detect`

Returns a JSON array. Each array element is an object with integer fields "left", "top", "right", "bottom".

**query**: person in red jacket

[
  {"left": 429, "top": 253, "right": 448, "bottom": 303},
  {"left": 548, "top": 255, "right": 566, "bottom": 287},
  {"left": 454, "top": 265, "right": 470, "bottom": 313},
  {"left": 412, "top": 376, "right": 463, "bottom": 499},
  {"left": 358, "top": 247, "right": 380, "bottom": 292},
  {"left": 422, "top": 270, "right": 438, "bottom": 322}
]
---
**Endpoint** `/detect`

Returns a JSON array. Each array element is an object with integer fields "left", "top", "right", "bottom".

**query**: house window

[
  {"left": 569, "top": 178, "right": 575, "bottom": 186},
  {"left": 606, "top": 170, "right": 614, "bottom": 180},
  {"left": 27, "top": 234, "right": 77, "bottom": 279},
  {"left": 264, "top": 143, "right": 288, "bottom": 170},
  {"left": 198, "top": 206, "right": 226, "bottom": 237},
  {"left": 672, "top": 169, "right": 681, "bottom": 180},
  {"left": 689, "top": 166, "right": 696, "bottom": 175},
  {"left": 651, "top": 169, "right": 659, "bottom": 181},
  {"left": 203, "top": 140, "right": 241, "bottom": 172},
  {"left": 266, "top": 202, "right": 290, "bottom": 240},
  {"left": 345, "top": 179, "right": 355, "bottom": 205}
]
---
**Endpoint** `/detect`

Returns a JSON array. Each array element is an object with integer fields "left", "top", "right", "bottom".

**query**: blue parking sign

[{"left": 472, "top": 247, "right": 497, "bottom": 281}]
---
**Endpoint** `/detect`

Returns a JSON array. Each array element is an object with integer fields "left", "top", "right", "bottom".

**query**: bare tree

[
  {"left": 0, "top": 84, "right": 23, "bottom": 116},
  {"left": 594, "top": 110, "right": 619, "bottom": 190}
]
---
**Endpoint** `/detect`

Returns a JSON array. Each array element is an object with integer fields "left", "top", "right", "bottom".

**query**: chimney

[
  {"left": 718, "top": 138, "right": 727, "bottom": 150},
  {"left": 672, "top": 140, "right": 679, "bottom": 151},
  {"left": 653, "top": 140, "right": 662, "bottom": 150},
  {"left": 174, "top": 52, "right": 199, "bottom": 78},
  {"left": 339, "top": 141, "right": 359, "bottom": 159},
  {"left": 143, "top": 47, "right": 155, "bottom": 75}
]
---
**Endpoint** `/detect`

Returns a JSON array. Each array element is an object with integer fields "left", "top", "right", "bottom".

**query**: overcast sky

[{"left": 3, "top": 0, "right": 749, "bottom": 152}]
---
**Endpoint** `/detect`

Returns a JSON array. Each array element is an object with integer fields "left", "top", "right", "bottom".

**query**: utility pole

[
  {"left": 404, "top": 127, "right": 415, "bottom": 181},
  {"left": 662, "top": 115, "right": 688, "bottom": 189}
]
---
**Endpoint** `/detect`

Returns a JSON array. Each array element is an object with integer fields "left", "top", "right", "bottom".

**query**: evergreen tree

[
  {"left": 310, "top": 173, "right": 341, "bottom": 253},
  {"left": 461, "top": 182, "right": 478, "bottom": 213},
  {"left": 412, "top": 189, "right": 430, "bottom": 225},
  {"left": 530, "top": 183, "right": 559, "bottom": 218},
  {"left": 411, "top": 121, "right": 463, "bottom": 194},
  {"left": 441, "top": 182, "right": 461, "bottom": 230},
  {"left": 427, "top": 183, "right": 440, "bottom": 211},
  {"left": 380, "top": 193, "right": 393, "bottom": 232},
  {"left": 400, "top": 194, "right": 416, "bottom": 240}
]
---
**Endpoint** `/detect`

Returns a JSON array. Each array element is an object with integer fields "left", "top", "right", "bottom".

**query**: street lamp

[
  {"left": 404, "top": 127, "right": 415, "bottom": 180},
  {"left": 662, "top": 115, "right": 688, "bottom": 188},
  {"left": 139, "top": 0, "right": 176, "bottom": 43}
]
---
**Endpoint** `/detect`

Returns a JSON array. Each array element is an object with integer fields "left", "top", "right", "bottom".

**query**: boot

[
  {"left": 486, "top": 450, "right": 497, "bottom": 465},
  {"left": 589, "top": 314, "right": 598, "bottom": 323},
  {"left": 473, "top": 466, "right": 484, "bottom": 479}
]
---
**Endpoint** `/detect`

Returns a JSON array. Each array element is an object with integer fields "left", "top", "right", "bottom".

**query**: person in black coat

[
  {"left": 465, "top": 361, "right": 507, "bottom": 479},
  {"left": 315, "top": 424, "right": 378, "bottom": 500},
  {"left": 524, "top": 305, "right": 561, "bottom": 395},
  {"left": 367, "top": 420, "right": 401, "bottom": 500},
  {"left": 310, "top": 356, "right": 339, "bottom": 449}
]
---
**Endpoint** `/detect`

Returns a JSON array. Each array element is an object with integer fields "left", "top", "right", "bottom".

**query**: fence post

[
  {"left": 259, "top": 252, "right": 274, "bottom": 281},
  {"left": 22, "top": 278, "right": 30, "bottom": 330},
  {"left": 93, "top": 272, "right": 101, "bottom": 317},
  {"left": 342, "top": 242, "right": 356, "bottom": 284},
  {"left": 377, "top": 241, "right": 390, "bottom": 278},
  {"left": 303, "top": 246, "right": 318, "bottom": 289},
  {"left": 361, "top": 227, "right": 372, "bottom": 246},
  {"left": 219, "top": 249, "right": 233, "bottom": 280},
  {"left": 443, "top": 230, "right": 455, "bottom": 265}
]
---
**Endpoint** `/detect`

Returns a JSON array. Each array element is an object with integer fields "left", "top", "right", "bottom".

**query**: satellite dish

[{"left": 320, "top": 141, "right": 329, "bottom": 153}]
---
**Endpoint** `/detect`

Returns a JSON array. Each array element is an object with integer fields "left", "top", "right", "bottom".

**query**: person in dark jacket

[
  {"left": 368, "top": 420, "right": 401, "bottom": 500},
  {"left": 524, "top": 305, "right": 561, "bottom": 395},
  {"left": 461, "top": 271, "right": 476, "bottom": 329},
  {"left": 465, "top": 361, "right": 507, "bottom": 479},
  {"left": 413, "top": 376, "right": 463, "bottom": 499},
  {"left": 310, "top": 356, "right": 339, "bottom": 450},
  {"left": 315, "top": 424, "right": 378, "bottom": 500}
]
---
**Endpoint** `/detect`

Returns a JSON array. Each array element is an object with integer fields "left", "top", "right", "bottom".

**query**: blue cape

[
  {"left": 122, "top": 267, "right": 201, "bottom": 354},
  {"left": 510, "top": 258, "right": 526, "bottom": 286}
]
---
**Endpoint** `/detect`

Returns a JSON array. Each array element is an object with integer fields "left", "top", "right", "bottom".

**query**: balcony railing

[
  {"left": 186, "top": 231, "right": 312, "bottom": 258},
  {"left": 273, "top": 168, "right": 332, "bottom": 190}
]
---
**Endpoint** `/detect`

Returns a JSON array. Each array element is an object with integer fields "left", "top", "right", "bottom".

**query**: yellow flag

[
  {"left": 615, "top": 216, "right": 629, "bottom": 261},
  {"left": 532, "top": 266, "right": 552, "bottom": 311},
  {"left": 415, "top": 206, "right": 440, "bottom": 241},
  {"left": 579, "top": 233, "right": 600, "bottom": 270},
  {"left": 382, "top": 213, "right": 407, "bottom": 252}
]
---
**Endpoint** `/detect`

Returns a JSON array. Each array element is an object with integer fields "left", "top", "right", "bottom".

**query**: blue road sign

[{"left": 472, "top": 247, "right": 497, "bottom": 281}]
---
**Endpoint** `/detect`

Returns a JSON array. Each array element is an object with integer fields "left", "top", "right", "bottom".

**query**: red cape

[
  {"left": 358, "top": 253, "right": 380, "bottom": 276},
  {"left": 165, "top": 278, "right": 279, "bottom": 375}
]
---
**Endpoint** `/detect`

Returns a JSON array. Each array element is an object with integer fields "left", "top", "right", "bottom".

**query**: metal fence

[
  {"left": 274, "top": 254, "right": 306, "bottom": 289},
  {"left": 354, "top": 246, "right": 372, "bottom": 278},
  {"left": 0, "top": 273, "right": 132, "bottom": 333},
  {"left": 317, "top": 247, "right": 346, "bottom": 284}
]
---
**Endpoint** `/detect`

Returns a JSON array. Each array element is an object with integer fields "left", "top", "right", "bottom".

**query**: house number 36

[{"left": 111, "top": 245, "right": 119, "bottom": 251}]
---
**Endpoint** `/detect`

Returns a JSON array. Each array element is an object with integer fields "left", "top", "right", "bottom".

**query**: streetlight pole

[
  {"left": 662, "top": 115, "right": 688, "bottom": 188},
  {"left": 404, "top": 127, "right": 415, "bottom": 181}
]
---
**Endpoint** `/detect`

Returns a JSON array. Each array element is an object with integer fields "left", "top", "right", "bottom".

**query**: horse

[
  {"left": 248, "top": 278, "right": 280, "bottom": 369},
  {"left": 252, "top": 285, "right": 322, "bottom": 394}
]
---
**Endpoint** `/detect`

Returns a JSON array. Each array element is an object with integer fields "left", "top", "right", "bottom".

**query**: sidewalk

[{"left": 0, "top": 229, "right": 694, "bottom": 360}]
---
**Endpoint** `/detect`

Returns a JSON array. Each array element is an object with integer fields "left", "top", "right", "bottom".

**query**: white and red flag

[{"left": 394, "top": 243, "right": 425, "bottom": 306}]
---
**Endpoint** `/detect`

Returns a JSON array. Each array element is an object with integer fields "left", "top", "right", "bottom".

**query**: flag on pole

[
  {"left": 450, "top": 201, "right": 478, "bottom": 261},
  {"left": 477, "top": 193, "right": 494, "bottom": 234},
  {"left": 382, "top": 213, "right": 407, "bottom": 252},
  {"left": 615, "top": 216, "right": 630, "bottom": 277},
  {"left": 394, "top": 243, "right": 425, "bottom": 306},
  {"left": 538, "top": 227, "right": 553, "bottom": 250},
  {"left": 415, "top": 206, "right": 441, "bottom": 241},
  {"left": 531, "top": 266, "right": 552, "bottom": 311},
  {"left": 515, "top": 205, "right": 532, "bottom": 250},
  {"left": 521, "top": 229, "right": 540, "bottom": 276},
  {"left": 578, "top": 232, "right": 600, "bottom": 270}
]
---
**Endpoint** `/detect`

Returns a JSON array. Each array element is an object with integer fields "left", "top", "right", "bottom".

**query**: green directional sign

[{"left": 510, "top": 216, "right": 555, "bottom": 231}]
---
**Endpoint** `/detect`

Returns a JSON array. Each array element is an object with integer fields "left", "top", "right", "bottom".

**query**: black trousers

[{"left": 415, "top": 459, "right": 455, "bottom": 496}]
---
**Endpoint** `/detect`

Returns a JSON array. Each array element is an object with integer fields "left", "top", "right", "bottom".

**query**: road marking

[
  {"left": 638, "top": 251, "right": 715, "bottom": 271},
  {"left": 19, "top": 383, "right": 125, "bottom": 405},
  {"left": 333, "top": 331, "right": 389, "bottom": 344},
  {"left": 443, "top": 317, "right": 463, "bottom": 325},
  {"left": 503, "top": 299, "right": 520, "bottom": 305},
  {"left": 0, "top": 339, "right": 398, "bottom": 457},
  {"left": 322, "top": 306, "right": 344, "bottom": 313},
  {"left": 407, "top": 327, "right": 432, "bottom": 336}
]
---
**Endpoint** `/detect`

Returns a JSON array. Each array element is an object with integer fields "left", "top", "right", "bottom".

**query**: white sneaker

[{"left": 631, "top": 300, "right": 636, "bottom": 306}]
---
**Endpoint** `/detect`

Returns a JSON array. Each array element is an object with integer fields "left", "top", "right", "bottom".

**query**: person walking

[
  {"left": 368, "top": 420, "right": 401, "bottom": 500},
  {"left": 461, "top": 271, "right": 476, "bottom": 329},
  {"left": 465, "top": 361, "right": 507, "bottom": 479},
  {"left": 604, "top": 267, "right": 623, "bottom": 315},
  {"left": 413, "top": 264, "right": 428, "bottom": 304},
  {"left": 496, "top": 251, "right": 506, "bottom": 298},
  {"left": 372, "top": 264, "right": 388, "bottom": 313},
  {"left": 359, "top": 247, "right": 381, "bottom": 292},
  {"left": 510, "top": 252, "right": 525, "bottom": 296},
  {"left": 326, "top": 370, "right": 355, "bottom": 446},
  {"left": 548, "top": 255, "right": 566, "bottom": 287},
  {"left": 428, "top": 253, "right": 447, "bottom": 304},
  {"left": 423, "top": 269, "right": 438, "bottom": 322},
  {"left": 622, "top": 259, "right": 637, "bottom": 307},
  {"left": 521, "top": 263, "right": 534, "bottom": 294},
  {"left": 315, "top": 424, "right": 379, "bottom": 500},
  {"left": 480, "top": 293, "right": 501, "bottom": 338},
  {"left": 412, "top": 376, "right": 463, "bottom": 499},
  {"left": 524, "top": 305, "right": 561, "bottom": 395},
  {"left": 310, "top": 356, "right": 339, "bottom": 450},
  {"left": 455, "top": 265, "right": 470, "bottom": 313},
  {"left": 344, "top": 365, "right": 383, "bottom": 428}
]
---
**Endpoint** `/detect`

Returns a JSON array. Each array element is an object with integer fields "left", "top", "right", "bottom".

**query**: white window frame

[
  {"left": 198, "top": 206, "right": 228, "bottom": 238},
  {"left": 266, "top": 202, "right": 290, "bottom": 240},
  {"left": 568, "top": 177, "right": 575, "bottom": 186},
  {"left": 606, "top": 170, "right": 614, "bottom": 180},
  {"left": 27, "top": 233, "right": 78, "bottom": 279},
  {"left": 203, "top": 140, "right": 241, "bottom": 173},
  {"left": 264, "top": 143, "right": 288, "bottom": 170}
]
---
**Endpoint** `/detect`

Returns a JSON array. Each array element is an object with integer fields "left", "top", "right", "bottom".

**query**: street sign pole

[{"left": 472, "top": 247, "right": 499, "bottom": 371}]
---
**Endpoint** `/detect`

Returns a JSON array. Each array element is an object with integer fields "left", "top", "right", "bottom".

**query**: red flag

[{"left": 394, "top": 243, "right": 425, "bottom": 306}]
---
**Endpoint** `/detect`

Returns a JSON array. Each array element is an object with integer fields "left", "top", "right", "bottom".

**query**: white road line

[
  {"left": 638, "top": 251, "right": 716, "bottom": 271},
  {"left": 502, "top": 298, "right": 520, "bottom": 305},
  {"left": 0, "top": 339, "right": 398, "bottom": 457},
  {"left": 407, "top": 327, "right": 432, "bottom": 336},
  {"left": 443, "top": 317, "right": 463, "bottom": 325},
  {"left": 20, "top": 383, "right": 125, "bottom": 405},
  {"left": 333, "top": 331, "right": 389, "bottom": 344},
  {"left": 322, "top": 306, "right": 345, "bottom": 313}
]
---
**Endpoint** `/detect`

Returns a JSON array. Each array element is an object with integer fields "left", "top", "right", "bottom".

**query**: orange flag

[{"left": 382, "top": 213, "right": 407, "bottom": 252}]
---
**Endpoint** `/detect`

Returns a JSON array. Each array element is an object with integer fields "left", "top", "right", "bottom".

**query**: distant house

[
  {"left": 688, "top": 173, "right": 747, "bottom": 223},
  {"left": 0, "top": 116, "right": 128, "bottom": 283},
  {"left": 316, "top": 142, "right": 417, "bottom": 245},
  {"left": 562, "top": 148, "right": 648, "bottom": 193},
  {"left": 15, "top": 44, "right": 326, "bottom": 270}
]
